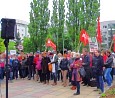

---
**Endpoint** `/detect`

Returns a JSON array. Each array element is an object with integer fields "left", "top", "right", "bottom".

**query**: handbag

[
  {"left": 78, "top": 67, "right": 86, "bottom": 77},
  {"left": 48, "top": 63, "right": 52, "bottom": 72}
]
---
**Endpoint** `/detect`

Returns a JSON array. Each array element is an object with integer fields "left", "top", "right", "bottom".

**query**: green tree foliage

[
  {"left": 58, "top": 0, "right": 65, "bottom": 51},
  {"left": 28, "top": 0, "right": 50, "bottom": 52},
  {"left": 23, "top": 37, "right": 36, "bottom": 53},
  {"left": 9, "top": 41, "right": 16, "bottom": 50},
  {"left": 50, "top": 0, "right": 59, "bottom": 50},
  {"left": 66, "top": 0, "right": 80, "bottom": 50},
  {"left": 78, "top": 0, "right": 100, "bottom": 36},
  {"left": 0, "top": 38, "right": 5, "bottom": 53},
  {"left": 66, "top": 0, "right": 100, "bottom": 50},
  {"left": 28, "top": 0, "right": 100, "bottom": 51}
]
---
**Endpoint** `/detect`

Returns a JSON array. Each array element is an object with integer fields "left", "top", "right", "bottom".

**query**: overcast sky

[{"left": 0, "top": 0, "right": 115, "bottom": 22}]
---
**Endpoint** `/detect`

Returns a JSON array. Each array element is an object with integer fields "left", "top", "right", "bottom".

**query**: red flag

[
  {"left": 46, "top": 38, "right": 56, "bottom": 50},
  {"left": 113, "top": 35, "right": 115, "bottom": 41},
  {"left": 80, "top": 29, "right": 89, "bottom": 46},
  {"left": 96, "top": 17, "right": 102, "bottom": 43},
  {"left": 113, "top": 43, "right": 115, "bottom": 52}
]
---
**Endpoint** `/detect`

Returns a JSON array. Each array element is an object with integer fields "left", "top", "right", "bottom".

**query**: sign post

[{"left": 17, "top": 44, "right": 23, "bottom": 51}]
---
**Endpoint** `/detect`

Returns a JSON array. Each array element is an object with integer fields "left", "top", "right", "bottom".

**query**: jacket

[
  {"left": 60, "top": 58, "right": 69, "bottom": 70},
  {"left": 92, "top": 55, "right": 104, "bottom": 75},
  {"left": 104, "top": 54, "right": 113, "bottom": 68},
  {"left": 82, "top": 55, "right": 90, "bottom": 69}
]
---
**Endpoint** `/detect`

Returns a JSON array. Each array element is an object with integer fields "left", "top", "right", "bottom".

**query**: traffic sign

[{"left": 18, "top": 45, "right": 23, "bottom": 50}]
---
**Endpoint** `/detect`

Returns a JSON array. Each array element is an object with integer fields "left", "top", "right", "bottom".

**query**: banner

[{"left": 89, "top": 37, "right": 98, "bottom": 52}]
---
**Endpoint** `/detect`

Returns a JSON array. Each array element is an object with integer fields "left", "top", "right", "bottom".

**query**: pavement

[{"left": 0, "top": 79, "right": 115, "bottom": 98}]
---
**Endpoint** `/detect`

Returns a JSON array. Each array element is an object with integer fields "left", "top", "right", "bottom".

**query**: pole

[
  {"left": 62, "top": 31, "right": 64, "bottom": 55},
  {"left": 78, "top": 42, "right": 82, "bottom": 53},
  {"left": 4, "top": 39, "right": 9, "bottom": 98},
  {"left": 109, "top": 39, "right": 113, "bottom": 51}
]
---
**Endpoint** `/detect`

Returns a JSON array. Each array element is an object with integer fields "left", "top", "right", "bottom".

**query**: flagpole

[
  {"left": 99, "top": 43, "right": 101, "bottom": 51},
  {"left": 78, "top": 42, "right": 82, "bottom": 53},
  {"left": 109, "top": 39, "right": 113, "bottom": 51}
]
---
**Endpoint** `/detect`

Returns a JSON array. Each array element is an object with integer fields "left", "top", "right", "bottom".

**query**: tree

[
  {"left": 23, "top": 37, "right": 35, "bottom": 53},
  {"left": 66, "top": 0, "right": 80, "bottom": 50},
  {"left": 50, "top": 0, "right": 59, "bottom": 50},
  {"left": 9, "top": 41, "right": 16, "bottom": 50},
  {"left": 58, "top": 0, "right": 65, "bottom": 52},
  {"left": 28, "top": 0, "right": 50, "bottom": 52},
  {"left": 77, "top": 0, "right": 100, "bottom": 36},
  {"left": 66, "top": 0, "right": 100, "bottom": 50},
  {"left": 0, "top": 38, "right": 5, "bottom": 53}
]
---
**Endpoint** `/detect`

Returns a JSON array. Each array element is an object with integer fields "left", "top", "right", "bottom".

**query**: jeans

[
  {"left": 42, "top": 72, "right": 50, "bottom": 83},
  {"left": 13, "top": 67, "right": 18, "bottom": 79},
  {"left": 21, "top": 69, "right": 26, "bottom": 78},
  {"left": 104, "top": 68, "right": 112, "bottom": 86},
  {"left": 96, "top": 75, "right": 104, "bottom": 92},
  {"left": 68, "top": 70, "right": 72, "bottom": 83},
  {"left": 76, "top": 81, "right": 80, "bottom": 93},
  {"left": 28, "top": 65, "right": 35, "bottom": 79},
  {"left": 10, "top": 72, "right": 13, "bottom": 80},
  {"left": 57, "top": 70, "right": 62, "bottom": 81},
  {"left": 74, "top": 73, "right": 80, "bottom": 93},
  {"left": 0, "top": 67, "right": 4, "bottom": 80},
  {"left": 53, "top": 71, "right": 57, "bottom": 83}
]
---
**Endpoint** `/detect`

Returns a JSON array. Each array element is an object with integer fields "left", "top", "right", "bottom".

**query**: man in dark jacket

[
  {"left": 27, "top": 52, "right": 34, "bottom": 80},
  {"left": 93, "top": 50, "right": 104, "bottom": 94},
  {"left": 82, "top": 48, "right": 91, "bottom": 86},
  {"left": 41, "top": 52, "right": 51, "bottom": 84}
]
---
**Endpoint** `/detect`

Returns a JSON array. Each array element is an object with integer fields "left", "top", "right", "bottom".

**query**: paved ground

[{"left": 0, "top": 79, "right": 114, "bottom": 98}]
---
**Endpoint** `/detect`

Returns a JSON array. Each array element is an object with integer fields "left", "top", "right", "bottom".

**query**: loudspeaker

[{"left": 1, "top": 18, "right": 16, "bottom": 39}]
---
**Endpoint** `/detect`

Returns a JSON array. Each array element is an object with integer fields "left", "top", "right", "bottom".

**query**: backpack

[{"left": 36, "top": 60, "right": 41, "bottom": 70}]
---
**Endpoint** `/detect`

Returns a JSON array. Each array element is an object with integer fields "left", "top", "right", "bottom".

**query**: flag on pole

[
  {"left": 80, "top": 29, "right": 89, "bottom": 46},
  {"left": 96, "top": 17, "right": 102, "bottom": 43},
  {"left": 46, "top": 38, "right": 56, "bottom": 50}
]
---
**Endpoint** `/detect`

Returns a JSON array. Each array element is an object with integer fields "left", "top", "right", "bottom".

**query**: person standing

[
  {"left": 104, "top": 50, "right": 113, "bottom": 87},
  {"left": 50, "top": 51, "right": 58, "bottom": 86},
  {"left": 60, "top": 54, "right": 69, "bottom": 87},
  {"left": 71, "top": 53, "right": 82, "bottom": 95},
  {"left": 27, "top": 52, "right": 34, "bottom": 80},
  {"left": 93, "top": 50, "right": 104, "bottom": 94},
  {"left": 0, "top": 55, "right": 5, "bottom": 80},
  {"left": 12, "top": 56, "right": 20, "bottom": 80},
  {"left": 82, "top": 48, "right": 91, "bottom": 86},
  {"left": 41, "top": 52, "right": 51, "bottom": 84}
]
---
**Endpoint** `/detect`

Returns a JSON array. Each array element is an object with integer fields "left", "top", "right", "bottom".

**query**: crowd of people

[{"left": 0, "top": 48, "right": 115, "bottom": 95}]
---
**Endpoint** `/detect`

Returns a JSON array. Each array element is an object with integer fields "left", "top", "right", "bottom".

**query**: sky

[{"left": 0, "top": 0, "right": 115, "bottom": 23}]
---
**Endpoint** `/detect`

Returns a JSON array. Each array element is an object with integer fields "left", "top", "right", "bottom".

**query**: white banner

[
  {"left": 89, "top": 37, "right": 98, "bottom": 52},
  {"left": 10, "top": 50, "right": 16, "bottom": 55}
]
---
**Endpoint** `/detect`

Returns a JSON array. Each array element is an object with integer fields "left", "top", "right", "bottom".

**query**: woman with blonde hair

[{"left": 71, "top": 53, "right": 82, "bottom": 95}]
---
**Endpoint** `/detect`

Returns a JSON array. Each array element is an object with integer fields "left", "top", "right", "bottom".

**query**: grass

[{"left": 100, "top": 86, "right": 115, "bottom": 98}]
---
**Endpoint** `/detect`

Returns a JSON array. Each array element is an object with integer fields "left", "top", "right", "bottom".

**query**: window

[{"left": 103, "top": 25, "right": 107, "bottom": 28}]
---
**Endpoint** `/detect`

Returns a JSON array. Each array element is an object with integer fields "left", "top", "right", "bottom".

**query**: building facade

[
  {"left": 16, "top": 19, "right": 30, "bottom": 40},
  {"left": 101, "top": 20, "right": 115, "bottom": 49}
]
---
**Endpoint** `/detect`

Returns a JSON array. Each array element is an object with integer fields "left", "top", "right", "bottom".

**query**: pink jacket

[{"left": 0, "top": 62, "right": 5, "bottom": 68}]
